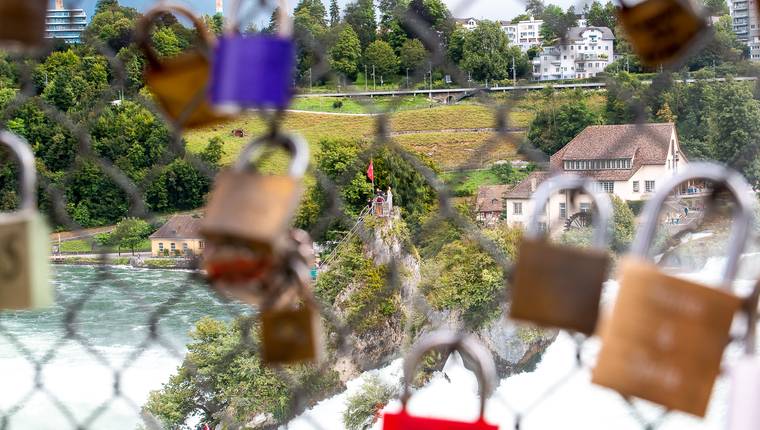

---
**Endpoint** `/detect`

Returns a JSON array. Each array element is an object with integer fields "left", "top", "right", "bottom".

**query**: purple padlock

[{"left": 209, "top": 2, "right": 295, "bottom": 112}]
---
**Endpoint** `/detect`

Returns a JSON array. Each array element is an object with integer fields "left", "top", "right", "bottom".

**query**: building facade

[
  {"left": 475, "top": 184, "right": 511, "bottom": 227},
  {"left": 149, "top": 215, "right": 205, "bottom": 257},
  {"left": 454, "top": 17, "right": 544, "bottom": 52},
  {"left": 503, "top": 123, "right": 689, "bottom": 229},
  {"left": 532, "top": 26, "right": 614, "bottom": 81},
  {"left": 46, "top": 1, "right": 87, "bottom": 44},
  {"left": 730, "top": 0, "right": 760, "bottom": 60}
]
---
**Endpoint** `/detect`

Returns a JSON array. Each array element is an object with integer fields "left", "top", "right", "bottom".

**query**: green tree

[
  {"left": 525, "top": 0, "right": 545, "bottom": 17},
  {"left": 329, "top": 0, "right": 341, "bottom": 26},
  {"left": 399, "top": 38, "right": 427, "bottom": 71},
  {"left": 687, "top": 15, "right": 744, "bottom": 69},
  {"left": 539, "top": 5, "right": 577, "bottom": 42},
  {"left": 200, "top": 136, "right": 225, "bottom": 167},
  {"left": 605, "top": 71, "right": 647, "bottom": 124},
  {"left": 364, "top": 40, "right": 399, "bottom": 77},
  {"left": 447, "top": 27, "right": 467, "bottom": 65},
  {"left": 151, "top": 26, "right": 183, "bottom": 58},
  {"left": 65, "top": 161, "right": 130, "bottom": 227},
  {"left": 329, "top": 25, "right": 362, "bottom": 80},
  {"left": 203, "top": 13, "right": 224, "bottom": 35},
  {"left": 703, "top": 0, "right": 729, "bottom": 15},
  {"left": 528, "top": 95, "right": 601, "bottom": 155},
  {"left": 586, "top": 1, "right": 616, "bottom": 30},
  {"left": 461, "top": 21, "right": 512, "bottom": 81},
  {"left": 345, "top": 0, "right": 377, "bottom": 49},
  {"left": 404, "top": 0, "right": 454, "bottom": 44},
  {"left": 85, "top": 2, "right": 140, "bottom": 51},
  {"left": 146, "top": 159, "right": 211, "bottom": 213},
  {"left": 510, "top": 13, "right": 530, "bottom": 24},
  {"left": 110, "top": 217, "right": 152, "bottom": 254},
  {"left": 294, "top": 0, "right": 329, "bottom": 75},
  {"left": 610, "top": 195, "right": 634, "bottom": 252},
  {"left": 343, "top": 376, "right": 396, "bottom": 430}
]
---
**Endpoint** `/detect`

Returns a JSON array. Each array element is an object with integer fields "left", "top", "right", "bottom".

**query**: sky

[{"left": 57, "top": 0, "right": 585, "bottom": 24}]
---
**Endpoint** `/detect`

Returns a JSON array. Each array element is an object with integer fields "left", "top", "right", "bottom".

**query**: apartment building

[
  {"left": 532, "top": 26, "right": 614, "bottom": 81},
  {"left": 46, "top": 0, "right": 87, "bottom": 44},
  {"left": 454, "top": 16, "right": 544, "bottom": 52},
  {"left": 730, "top": 0, "right": 760, "bottom": 60}
]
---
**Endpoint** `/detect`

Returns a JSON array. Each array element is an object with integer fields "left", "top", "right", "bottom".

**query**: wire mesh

[{"left": 0, "top": 0, "right": 758, "bottom": 429}]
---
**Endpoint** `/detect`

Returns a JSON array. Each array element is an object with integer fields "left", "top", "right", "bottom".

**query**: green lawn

[
  {"left": 442, "top": 169, "right": 503, "bottom": 197},
  {"left": 58, "top": 238, "right": 151, "bottom": 254},
  {"left": 291, "top": 95, "right": 433, "bottom": 114}
]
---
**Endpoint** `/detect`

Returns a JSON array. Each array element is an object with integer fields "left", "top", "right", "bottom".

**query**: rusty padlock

[
  {"left": 0, "top": 0, "right": 46, "bottom": 51},
  {"left": 510, "top": 175, "right": 613, "bottom": 335},
  {"left": 259, "top": 235, "right": 323, "bottom": 365},
  {"left": 0, "top": 131, "right": 52, "bottom": 310},
  {"left": 592, "top": 162, "right": 755, "bottom": 417},
  {"left": 726, "top": 281, "right": 760, "bottom": 430},
  {"left": 135, "top": 4, "right": 230, "bottom": 129},
  {"left": 617, "top": 0, "right": 708, "bottom": 67},
  {"left": 382, "top": 330, "right": 499, "bottom": 430},
  {"left": 201, "top": 133, "right": 309, "bottom": 284}
]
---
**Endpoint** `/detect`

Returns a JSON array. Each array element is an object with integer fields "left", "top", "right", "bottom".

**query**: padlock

[
  {"left": 510, "top": 175, "right": 613, "bottom": 335},
  {"left": 0, "top": 0, "right": 46, "bottom": 51},
  {"left": 617, "top": 0, "right": 707, "bottom": 67},
  {"left": 259, "top": 231, "right": 323, "bottom": 365},
  {"left": 201, "top": 132, "right": 309, "bottom": 284},
  {"left": 209, "top": 0, "right": 296, "bottom": 113},
  {"left": 592, "top": 162, "right": 756, "bottom": 417},
  {"left": 381, "top": 330, "right": 499, "bottom": 430},
  {"left": 135, "top": 4, "right": 230, "bottom": 129},
  {"left": 0, "top": 131, "right": 51, "bottom": 310},
  {"left": 726, "top": 281, "right": 760, "bottom": 430}
]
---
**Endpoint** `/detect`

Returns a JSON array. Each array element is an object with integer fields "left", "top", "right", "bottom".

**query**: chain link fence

[{"left": 1, "top": 0, "right": 759, "bottom": 428}]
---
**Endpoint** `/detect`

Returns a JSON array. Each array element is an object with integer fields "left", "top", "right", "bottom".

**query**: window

[
  {"left": 183, "top": 243, "right": 189, "bottom": 252},
  {"left": 538, "top": 222, "right": 548, "bottom": 232},
  {"left": 199, "top": 241, "right": 205, "bottom": 249},
  {"left": 158, "top": 243, "right": 164, "bottom": 251},
  {"left": 598, "top": 181, "right": 614, "bottom": 193},
  {"left": 513, "top": 202, "right": 523, "bottom": 215},
  {"left": 645, "top": 181, "right": 655, "bottom": 192},
  {"left": 170, "top": 243, "right": 176, "bottom": 251},
  {"left": 559, "top": 202, "right": 567, "bottom": 219},
  {"left": 491, "top": 198, "right": 499, "bottom": 205},
  {"left": 580, "top": 203, "right": 591, "bottom": 212},
  {"left": 633, "top": 181, "right": 640, "bottom": 193}
]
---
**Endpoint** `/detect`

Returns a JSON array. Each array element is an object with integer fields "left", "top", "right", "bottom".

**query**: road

[{"left": 294, "top": 76, "right": 758, "bottom": 99}]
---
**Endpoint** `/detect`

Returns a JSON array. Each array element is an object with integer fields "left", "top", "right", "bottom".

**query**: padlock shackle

[
  {"left": 234, "top": 132, "right": 309, "bottom": 177},
  {"left": 226, "top": 0, "right": 293, "bottom": 37},
  {"left": 526, "top": 174, "right": 613, "bottom": 249},
  {"left": 135, "top": 3, "right": 215, "bottom": 70},
  {"left": 0, "top": 131, "right": 37, "bottom": 212},
  {"left": 400, "top": 330, "right": 497, "bottom": 419},
  {"left": 631, "top": 162, "right": 756, "bottom": 286}
]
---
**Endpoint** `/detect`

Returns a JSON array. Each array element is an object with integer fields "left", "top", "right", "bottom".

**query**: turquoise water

[{"left": 0, "top": 265, "right": 248, "bottom": 429}]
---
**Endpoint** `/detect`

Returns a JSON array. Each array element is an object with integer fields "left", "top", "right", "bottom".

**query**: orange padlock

[
  {"left": 593, "top": 162, "right": 756, "bottom": 417},
  {"left": 381, "top": 330, "right": 499, "bottom": 430},
  {"left": 135, "top": 3, "right": 230, "bottom": 128},
  {"left": 511, "top": 174, "right": 613, "bottom": 335}
]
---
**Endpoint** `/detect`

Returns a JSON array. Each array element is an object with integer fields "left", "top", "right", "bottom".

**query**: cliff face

[{"left": 318, "top": 211, "right": 554, "bottom": 383}]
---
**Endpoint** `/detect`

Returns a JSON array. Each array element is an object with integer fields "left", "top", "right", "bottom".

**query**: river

[{"left": 1, "top": 257, "right": 756, "bottom": 429}]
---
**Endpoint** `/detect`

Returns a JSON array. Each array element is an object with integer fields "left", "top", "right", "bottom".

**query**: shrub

[
  {"left": 343, "top": 375, "right": 397, "bottom": 430},
  {"left": 333, "top": 100, "right": 344, "bottom": 109}
]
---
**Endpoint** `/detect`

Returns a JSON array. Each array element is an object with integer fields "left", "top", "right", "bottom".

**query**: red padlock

[{"left": 381, "top": 331, "right": 499, "bottom": 430}]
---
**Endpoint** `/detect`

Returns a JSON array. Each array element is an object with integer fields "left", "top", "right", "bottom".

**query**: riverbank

[{"left": 51, "top": 255, "right": 197, "bottom": 270}]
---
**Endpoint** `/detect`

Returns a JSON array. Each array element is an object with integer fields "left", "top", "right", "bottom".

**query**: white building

[
  {"left": 46, "top": 0, "right": 87, "bottom": 44},
  {"left": 504, "top": 123, "right": 689, "bottom": 229},
  {"left": 729, "top": 0, "right": 760, "bottom": 60},
  {"left": 532, "top": 26, "right": 614, "bottom": 81},
  {"left": 455, "top": 17, "right": 544, "bottom": 52}
]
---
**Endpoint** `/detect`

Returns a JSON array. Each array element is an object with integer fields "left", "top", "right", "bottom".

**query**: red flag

[{"left": 367, "top": 159, "right": 374, "bottom": 182}]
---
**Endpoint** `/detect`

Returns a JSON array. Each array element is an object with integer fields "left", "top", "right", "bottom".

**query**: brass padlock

[
  {"left": 726, "top": 281, "right": 760, "bottom": 430},
  {"left": 617, "top": 0, "right": 707, "bottom": 67},
  {"left": 0, "top": 131, "right": 52, "bottom": 310},
  {"left": 0, "top": 0, "right": 46, "bottom": 51},
  {"left": 259, "top": 239, "right": 323, "bottom": 365},
  {"left": 201, "top": 133, "right": 309, "bottom": 284},
  {"left": 593, "top": 162, "right": 755, "bottom": 417},
  {"left": 135, "top": 4, "right": 230, "bottom": 129},
  {"left": 381, "top": 330, "right": 499, "bottom": 429},
  {"left": 510, "top": 175, "right": 613, "bottom": 335}
]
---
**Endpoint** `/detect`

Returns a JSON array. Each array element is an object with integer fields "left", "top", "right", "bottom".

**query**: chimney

[
  {"left": 55, "top": 0, "right": 64, "bottom": 10},
  {"left": 216, "top": 0, "right": 223, "bottom": 14},
  {"left": 530, "top": 176, "right": 537, "bottom": 192}
]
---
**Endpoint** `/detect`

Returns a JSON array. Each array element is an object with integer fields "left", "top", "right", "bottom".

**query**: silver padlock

[{"left": 0, "top": 131, "right": 52, "bottom": 310}]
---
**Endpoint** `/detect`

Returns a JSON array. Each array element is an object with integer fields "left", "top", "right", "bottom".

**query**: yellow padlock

[
  {"left": 0, "top": 131, "right": 52, "bottom": 310},
  {"left": 593, "top": 162, "right": 755, "bottom": 417},
  {"left": 0, "top": 0, "right": 46, "bottom": 51},
  {"left": 135, "top": 3, "right": 230, "bottom": 129}
]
